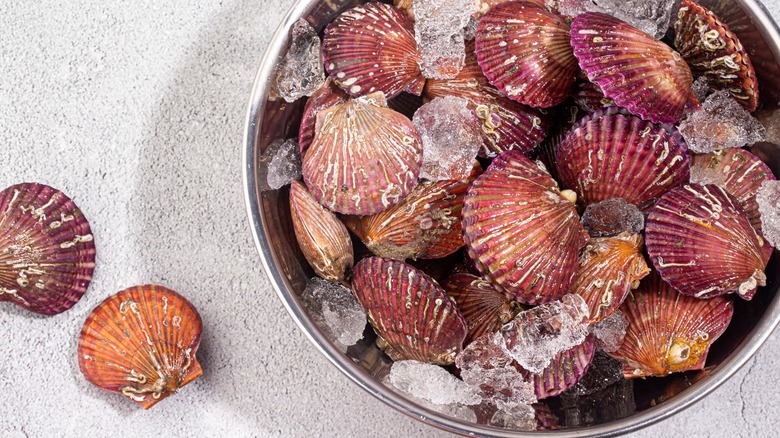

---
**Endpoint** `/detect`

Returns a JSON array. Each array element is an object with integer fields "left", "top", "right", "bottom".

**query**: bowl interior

[{"left": 244, "top": 0, "right": 780, "bottom": 435}]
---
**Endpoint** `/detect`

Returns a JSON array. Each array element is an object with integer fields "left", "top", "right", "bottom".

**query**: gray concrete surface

[{"left": 1, "top": 0, "right": 778, "bottom": 436}]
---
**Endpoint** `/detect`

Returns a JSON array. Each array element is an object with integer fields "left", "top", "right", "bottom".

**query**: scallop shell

[
  {"left": 442, "top": 273, "right": 522, "bottom": 345},
  {"left": 523, "top": 335, "right": 596, "bottom": 400},
  {"left": 572, "top": 233, "right": 651, "bottom": 324},
  {"left": 298, "top": 78, "right": 349, "bottom": 158},
  {"left": 302, "top": 92, "right": 423, "bottom": 215},
  {"left": 424, "top": 41, "right": 552, "bottom": 158},
  {"left": 609, "top": 273, "right": 734, "bottom": 378},
  {"left": 570, "top": 12, "right": 696, "bottom": 124},
  {"left": 322, "top": 2, "right": 425, "bottom": 99},
  {"left": 0, "top": 183, "right": 95, "bottom": 315},
  {"left": 646, "top": 184, "right": 768, "bottom": 300},
  {"left": 351, "top": 257, "right": 467, "bottom": 365},
  {"left": 475, "top": 1, "right": 579, "bottom": 108},
  {"left": 342, "top": 165, "right": 478, "bottom": 261},
  {"left": 690, "top": 148, "right": 776, "bottom": 261},
  {"left": 290, "top": 180, "right": 353, "bottom": 283},
  {"left": 532, "top": 101, "right": 583, "bottom": 183},
  {"left": 573, "top": 80, "right": 615, "bottom": 113},
  {"left": 77, "top": 285, "right": 203, "bottom": 409},
  {"left": 674, "top": 0, "right": 759, "bottom": 111},
  {"left": 555, "top": 109, "right": 690, "bottom": 208},
  {"left": 462, "top": 150, "right": 589, "bottom": 305}
]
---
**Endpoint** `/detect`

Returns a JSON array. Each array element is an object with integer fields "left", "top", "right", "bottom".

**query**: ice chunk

[
  {"left": 565, "top": 350, "right": 624, "bottom": 396},
  {"left": 413, "top": 96, "right": 482, "bottom": 181},
  {"left": 489, "top": 402, "right": 537, "bottom": 430},
  {"left": 299, "top": 278, "right": 367, "bottom": 350},
  {"left": 690, "top": 166, "right": 728, "bottom": 188},
  {"left": 581, "top": 198, "right": 645, "bottom": 237},
  {"left": 385, "top": 360, "right": 482, "bottom": 405},
  {"left": 463, "top": 16, "right": 479, "bottom": 42},
  {"left": 559, "top": 0, "right": 680, "bottom": 39},
  {"left": 691, "top": 76, "right": 713, "bottom": 103},
  {"left": 590, "top": 309, "right": 629, "bottom": 353},
  {"left": 757, "top": 180, "right": 780, "bottom": 248},
  {"left": 757, "top": 110, "right": 780, "bottom": 145},
  {"left": 494, "top": 294, "right": 590, "bottom": 374},
  {"left": 273, "top": 19, "right": 325, "bottom": 103},
  {"left": 413, "top": 0, "right": 479, "bottom": 79},
  {"left": 264, "top": 139, "right": 302, "bottom": 190},
  {"left": 678, "top": 90, "right": 766, "bottom": 154}
]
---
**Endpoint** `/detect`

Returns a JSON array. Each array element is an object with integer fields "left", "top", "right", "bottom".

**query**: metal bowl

[{"left": 243, "top": 1, "right": 780, "bottom": 435}]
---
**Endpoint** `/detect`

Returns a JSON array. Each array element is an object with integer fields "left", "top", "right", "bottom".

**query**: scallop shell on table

[
  {"left": 298, "top": 78, "right": 349, "bottom": 158},
  {"left": 0, "top": 183, "right": 95, "bottom": 315},
  {"left": 302, "top": 92, "right": 423, "bottom": 215},
  {"left": 462, "top": 150, "right": 589, "bottom": 305},
  {"left": 646, "top": 184, "right": 768, "bottom": 300},
  {"left": 690, "top": 148, "right": 776, "bottom": 262},
  {"left": 322, "top": 2, "right": 425, "bottom": 99},
  {"left": 78, "top": 285, "right": 203, "bottom": 409},
  {"left": 290, "top": 180, "right": 353, "bottom": 283},
  {"left": 572, "top": 233, "right": 650, "bottom": 324},
  {"left": 442, "top": 273, "right": 522, "bottom": 346},
  {"left": 609, "top": 273, "right": 734, "bottom": 378},
  {"left": 424, "top": 41, "right": 552, "bottom": 158},
  {"left": 555, "top": 108, "right": 690, "bottom": 208},
  {"left": 674, "top": 0, "right": 759, "bottom": 112},
  {"left": 475, "top": 1, "right": 578, "bottom": 108},
  {"left": 342, "top": 165, "right": 478, "bottom": 262},
  {"left": 570, "top": 12, "right": 696, "bottom": 124},
  {"left": 351, "top": 257, "right": 467, "bottom": 365}
]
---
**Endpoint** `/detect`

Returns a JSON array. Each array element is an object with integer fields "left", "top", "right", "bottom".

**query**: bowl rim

[{"left": 243, "top": 1, "right": 780, "bottom": 436}]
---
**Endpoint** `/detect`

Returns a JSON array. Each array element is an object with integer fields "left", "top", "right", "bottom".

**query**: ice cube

[
  {"left": 413, "top": 96, "right": 482, "bottom": 181},
  {"left": 689, "top": 166, "right": 728, "bottom": 188},
  {"left": 757, "top": 180, "right": 780, "bottom": 248},
  {"left": 413, "top": 0, "right": 479, "bottom": 79},
  {"left": 757, "top": 110, "right": 780, "bottom": 145},
  {"left": 691, "top": 76, "right": 713, "bottom": 103},
  {"left": 385, "top": 360, "right": 482, "bottom": 406},
  {"left": 581, "top": 198, "right": 645, "bottom": 237},
  {"left": 299, "top": 278, "right": 367, "bottom": 350},
  {"left": 493, "top": 294, "right": 590, "bottom": 374},
  {"left": 565, "top": 350, "right": 624, "bottom": 396},
  {"left": 273, "top": 19, "right": 325, "bottom": 103},
  {"left": 264, "top": 138, "right": 302, "bottom": 190},
  {"left": 489, "top": 402, "right": 537, "bottom": 430},
  {"left": 590, "top": 309, "right": 629, "bottom": 353},
  {"left": 678, "top": 90, "right": 767, "bottom": 154},
  {"left": 559, "top": 0, "right": 679, "bottom": 39}
]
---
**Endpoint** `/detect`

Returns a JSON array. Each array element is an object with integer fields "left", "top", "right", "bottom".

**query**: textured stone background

[{"left": 1, "top": 0, "right": 778, "bottom": 436}]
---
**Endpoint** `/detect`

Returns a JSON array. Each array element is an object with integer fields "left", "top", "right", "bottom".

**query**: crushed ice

[
  {"left": 273, "top": 19, "right": 325, "bottom": 103},
  {"left": 385, "top": 360, "right": 482, "bottom": 405},
  {"left": 299, "top": 278, "right": 366, "bottom": 351},
  {"left": 413, "top": 0, "right": 478, "bottom": 79},
  {"left": 757, "top": 180, "right": 780, "bottom": 248},
  {"left": 559, "top": 0, "right": 680, "bottom": 39},
  {"left": 264, "top": 139, "right": 302, "bottom": 190},
  {"left": 581, "top": 198, "right": 645, "bottom": 237},
  {"left": 590, "top": 309, "right": 629, "bottom": 353}
]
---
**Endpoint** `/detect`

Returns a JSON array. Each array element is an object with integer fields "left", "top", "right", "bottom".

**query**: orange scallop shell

[{"left": 77, "top": 285, "right": 203, "bottom": 409}]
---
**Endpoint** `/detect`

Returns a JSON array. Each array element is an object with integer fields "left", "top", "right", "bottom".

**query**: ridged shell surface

[
  {"left": 570, "top": 13, "right": 696, "bottom": 124},
  {"left": 646, "top": 184, "right": 768, "bottom": 300},
  {"left": 463, "top": 150, "right": 589, "bottom": 305},
  {"left": 523, "top": 335, "right": 596, "bottom": 400},
  {"left": 475, "top": 1, "right": 578, "bottom": 108},
  {"left": 351, "top": 257, "right": 467, "bottom": 365},
  {"left": 573, "top": 80, "right": 615, "bottom": 113},
  {"left": 555, "top": 109, "right": 690, "bottom": 208},
  {"left": 609, "top": 273, "right": 734, "bottom": 378},
  {"left": 674, "top": 0, "right": 759, "bottom": 111},
  {"left": 302, "top": 93, "right": 423, "bottom": 215},
  {"left": 322, "top": 2, "right": 425, "bottom": 99},
  {"left": 0, "top": 183, "right": 95, "bottom": 315},
  {"left": 298, "top": 78, "right": 349, "bottom": 158},
  {"left": 77, "top": 285, "right": 203, "bottom": 409},
  {"left": 290, "top": 180, "right": 353, "bottom": 282}
]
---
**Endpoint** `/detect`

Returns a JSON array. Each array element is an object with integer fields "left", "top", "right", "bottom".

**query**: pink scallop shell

[
  {"left": 522, "top": 335, "right": 596, "bottom": 400},
  {"left": 298, "top": 78, "right": 349, "bottom": 158}
]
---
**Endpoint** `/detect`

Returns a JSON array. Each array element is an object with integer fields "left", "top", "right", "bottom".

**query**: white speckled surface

[{"left": 1, "top": 0, "right": 779, "bottom": 436}]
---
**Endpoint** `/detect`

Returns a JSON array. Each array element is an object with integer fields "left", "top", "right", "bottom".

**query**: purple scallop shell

[{"left": 298, "top": 78, "right": 349, "bottom": 158}]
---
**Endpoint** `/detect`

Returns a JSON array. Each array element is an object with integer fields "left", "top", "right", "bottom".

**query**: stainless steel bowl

[{"left": 244, "top": 1, "right": 780, "bottom": 435}]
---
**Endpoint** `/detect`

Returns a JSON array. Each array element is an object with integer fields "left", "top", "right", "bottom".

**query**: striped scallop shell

[
  {"left": 533, "top": 102, "right": 583, "bottom": 183},
  {"left": 475, "top": 1, "right": 579, "bottom": 108},
  {"left": 609, "top": 273, "right": 734, "bottom": 378},
  {"left": 351, "top": 257, "right": 467, "bottom": 365},
  {"left": 342, "top": 164, "right": 478, "bottom": 261},
  {"left": 78, "top": 285, "right": 203, "bottom": 409},
  {"left": 302, "top": 92, "right": 423, "bottom": 215},
  {"left": 523, "top": 335, "right": 596, "bottom": 400},
  {"left": 674, "top": 0, "right": 759, "bottom": 111},
  {"left": 570, "top": 13, "right": 696, "bottom": 124},
  {"left": 573, "top": 80, "right": 615, "bottom": 113},
  {"left": 646, "top": 184, "right": 768, "bottom": 300},
  {"left": 322, "top": 2, "right": 425, "bottom": 99},
  {"left": 424, "top": 41, "right": 552, "bottom": 158},
  {"left": 0, "top": 183, "right": 95, "bottom": 315},
  {"left": 298, "top": 78, "right": 349, "bottom": 158},
  {"left": 555, "top": 109, "right": 690, "bottom": 208},
  {"left": 572, "top": 233, "right": 650, "bottom": 324},
  {"left": 463, "top": 150, "right": 589, "bottom": 305},
  {"left": 290, "top": 180, "right": 353, "bottom": 283},
  {"left": 690, "top": 148, "right": 776, "bottom": 262},
  {"left": 442, "top": 273, "right": 522, "bottom": 346}
]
